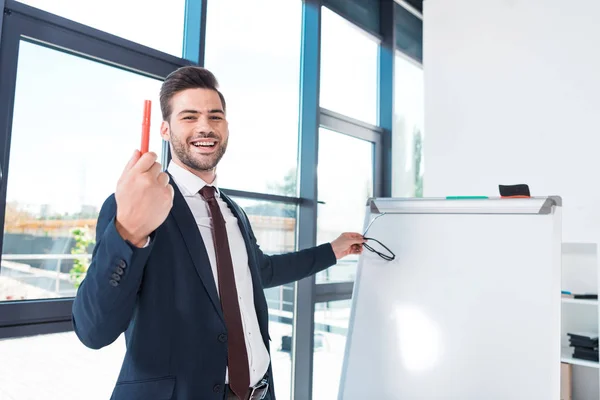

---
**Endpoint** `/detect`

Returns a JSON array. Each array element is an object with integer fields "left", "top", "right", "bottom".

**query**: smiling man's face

[{"left": 160, "top": 87, "right": 228, "bottom": 178}]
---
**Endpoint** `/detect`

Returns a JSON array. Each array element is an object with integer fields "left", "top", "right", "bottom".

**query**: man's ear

[{"left": 160, "top": 121, "right": 170, "bottom": 141}]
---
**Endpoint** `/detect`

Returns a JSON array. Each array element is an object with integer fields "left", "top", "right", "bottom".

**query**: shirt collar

[{"left": 167, "top": 161, "right": 220, "bottom": 197}]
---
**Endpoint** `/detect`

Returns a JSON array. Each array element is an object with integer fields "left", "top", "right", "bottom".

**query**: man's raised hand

[{"left": 114, "top": 150, "right": 174, "bottom": 247}]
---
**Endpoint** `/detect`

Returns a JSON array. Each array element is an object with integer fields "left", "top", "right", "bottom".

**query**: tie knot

[{"left": 200, "top": 185, "right": 216, "bottom": 201}]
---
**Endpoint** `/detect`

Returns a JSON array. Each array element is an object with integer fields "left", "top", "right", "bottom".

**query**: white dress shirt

[{"left": 167, "top": 161, "right": 270, "bottom": 386}]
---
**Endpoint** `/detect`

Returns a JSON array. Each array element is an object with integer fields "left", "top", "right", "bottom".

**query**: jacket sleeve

[
  {"left": 71, "top": 194, "right": 155, "bottom": 349},
  {"left": 241, "top": 213, "right": 337, "bottom": 288},
  {"left": 258, "top": 242, "right": 337, "bottom": 288}
]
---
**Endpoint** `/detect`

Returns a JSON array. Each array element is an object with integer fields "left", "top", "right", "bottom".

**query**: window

[
  {"left": 312, "top": 299, "right": 352, "bottom": 400},
  {"left": 395, "top": 2, "right": 423, "bottom": 63},
  {"left": 17, "top": 0, "right": 186, "bottom": 56},
  {"left": 320, "top": 7, "right": 379, "bottom": 124},
  {"left": 0, "top": 40, "right": 164, "bottom": 302},
  {"left": 0, "top": 198, "right": 296, "bottom": 399},
  {"left": 0, "top": 331, "right": 125, "bottom": 399},
  {"left": 322, "top": 0, "right": 380, "bottom": 34},
  {"left": 316, "top": 127, "right": 373, "bottom": 283},
  {"left": 391, "top": 52, "right": 424, "bottom": 198},
  {"left": 231, "top": 197, "right": 297, "bottom": 400},
  {"left": 204, "top": 0, "right": 302, "bottom": 196}
]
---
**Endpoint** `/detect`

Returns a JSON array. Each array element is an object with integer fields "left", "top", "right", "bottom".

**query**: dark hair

[{"left": 159, "top": 66, "right": 226, "bottom": 121}]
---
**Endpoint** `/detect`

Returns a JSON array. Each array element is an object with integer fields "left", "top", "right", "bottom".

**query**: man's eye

[
  {"left": 210, "top": 116, "right": 223, "bottom": 120},
  {"left": 183, "top": 116, "right": 195, "bottom": 120}
]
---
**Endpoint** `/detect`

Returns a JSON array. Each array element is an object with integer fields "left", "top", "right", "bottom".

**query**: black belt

[{"left": 225, "top": 376, "right": 269, "bottom": 400}]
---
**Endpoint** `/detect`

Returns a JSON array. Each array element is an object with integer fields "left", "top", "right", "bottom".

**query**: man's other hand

[{"left": 330, "top": 233, "right": 366, "bottom": 259}]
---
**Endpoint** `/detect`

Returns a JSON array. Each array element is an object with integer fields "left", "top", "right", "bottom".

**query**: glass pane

[
  {"left": 323, "top": 0, "right": 380, "bottom": 34},
  {"left": 0, "top": 331, "right": 125, "bottom": 399},
  {"left": 316, "top": 127, "right": 373, "bottom": 283},
  {"left": 395, "top": 2, "right": 423, "bottom": 63},
  {"left": 204, "top": 0, "right": 301, "bottom": 196},
  {"left": 391, "top": 52, "right": 424, "bottom": 198},
  {"left": 312, "top": 299, "right": 352, "bottom": 400},
  {"left": 231, "top": 197, "right": 297, "bottom": 400},
  {"left": 403, "top": 0, "right": 423, "bottom": 13},
  {"left": 320, "top": 6, "right": 379, "bottom": 124},
  {"left": 18, "top": 0, "right": 186, "bottom": 57},
  {"left": 0, "top": 40, "right": 164, "bottom": 302}
]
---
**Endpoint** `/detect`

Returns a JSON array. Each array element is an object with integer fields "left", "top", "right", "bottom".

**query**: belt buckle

[{"left": 249, "top": 379, "right": 269, "bottom": 400}]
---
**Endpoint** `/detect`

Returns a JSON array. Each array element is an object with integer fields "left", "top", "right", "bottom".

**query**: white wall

[{"left": 423, "top": 0, "right": 600, "bottom": 243}]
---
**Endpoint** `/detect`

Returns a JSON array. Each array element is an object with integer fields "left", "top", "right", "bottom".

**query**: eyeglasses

[
  {"left": 361, "top": 213, "right": 396, "bottom": 261},
  {"left": 362, "top": 236, "right": 395, "bottom": 261}
]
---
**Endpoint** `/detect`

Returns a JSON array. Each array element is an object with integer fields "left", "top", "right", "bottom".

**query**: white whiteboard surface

[{"left": 339, "top": 197, "right": 562, "bottom": 400}]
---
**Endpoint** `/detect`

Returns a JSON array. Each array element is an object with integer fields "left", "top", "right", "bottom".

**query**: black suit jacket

[{"left": 72, "top": 181, "right": 337, "bottom": 400}]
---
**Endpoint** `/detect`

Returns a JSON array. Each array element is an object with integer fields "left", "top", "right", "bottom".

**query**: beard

[{"left": 170, "top": 127, "right": 228, "bottom": 172}]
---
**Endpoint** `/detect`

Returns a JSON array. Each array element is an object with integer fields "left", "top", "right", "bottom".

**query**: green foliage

[
  {"left": 250, "top": 168, "right": 297, "bottom": 218},
  {"left": 267, "top": 168, "right": 297, "bottom": 197},
  {"left": 69, "top": 227, "right": 95, "bottom": 289},
  {"left": 413, "top": 127, "right": 424, "bottom": 197}
]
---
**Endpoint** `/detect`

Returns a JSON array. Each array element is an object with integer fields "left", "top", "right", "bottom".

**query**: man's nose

[{"left": 196, "top": 116, "right": 212, "bottom": 134}]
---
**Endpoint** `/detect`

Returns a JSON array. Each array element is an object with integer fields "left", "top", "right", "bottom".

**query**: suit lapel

[{"left": 168, "top": 176, "right": 225, "bottom": 324}]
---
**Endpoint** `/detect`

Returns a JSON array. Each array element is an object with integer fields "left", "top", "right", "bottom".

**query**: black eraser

[{"left": 499, "top": 184, "right": 530, "bottom": 197}]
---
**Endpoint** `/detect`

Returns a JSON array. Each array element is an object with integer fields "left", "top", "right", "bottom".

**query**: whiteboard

[{"left": 339, "top": 197, "right": 562, "bottom": 400}]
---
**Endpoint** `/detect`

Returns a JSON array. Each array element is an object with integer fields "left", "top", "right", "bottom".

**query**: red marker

[{"left": 141, "top": 100, "right": 151, "bottom": 154}]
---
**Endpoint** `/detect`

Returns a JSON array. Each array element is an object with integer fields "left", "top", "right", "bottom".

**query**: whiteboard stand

[{"left": 339, "top": 197, "right": 562, "bottom": 400}]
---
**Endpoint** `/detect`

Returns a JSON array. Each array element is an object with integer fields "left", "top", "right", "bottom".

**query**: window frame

[{"left": 314, "top": 110, "right": 383, "bottom": 287}]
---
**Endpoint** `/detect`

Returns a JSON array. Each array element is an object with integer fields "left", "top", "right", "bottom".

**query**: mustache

[{"left": 189, "top": 133, "right": 220, "bottom": 141}]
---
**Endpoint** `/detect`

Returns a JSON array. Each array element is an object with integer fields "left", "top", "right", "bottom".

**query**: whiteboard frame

[{"left": 368, "top": 196, "right": 562, "bottom": 215}]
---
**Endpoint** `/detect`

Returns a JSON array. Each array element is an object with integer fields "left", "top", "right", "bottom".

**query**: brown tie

[{"left": 199, "top": 186, "right": 250, "bottom": 399}]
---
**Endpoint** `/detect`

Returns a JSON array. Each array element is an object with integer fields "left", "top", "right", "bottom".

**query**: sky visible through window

[
  {"left": 393, "top": 51, "right": 425, "bottom": 198},
  {"left": 5, "top": 1, "right": 384, "bottom": 226},
  {"left": 19, "top": 0, "right": 186, "bottom": 57},
  {"left": 8, "top": 40, "right": 164, "bottom": 216}
]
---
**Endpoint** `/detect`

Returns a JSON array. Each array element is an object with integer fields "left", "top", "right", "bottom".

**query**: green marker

[{"left": 446, "top": 196, "right": 489, "bottom": 199}]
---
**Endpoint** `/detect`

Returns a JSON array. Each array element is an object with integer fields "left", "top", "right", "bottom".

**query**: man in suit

[{"left": 72, "top": 66, "right": 365, "bottom": 400}]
